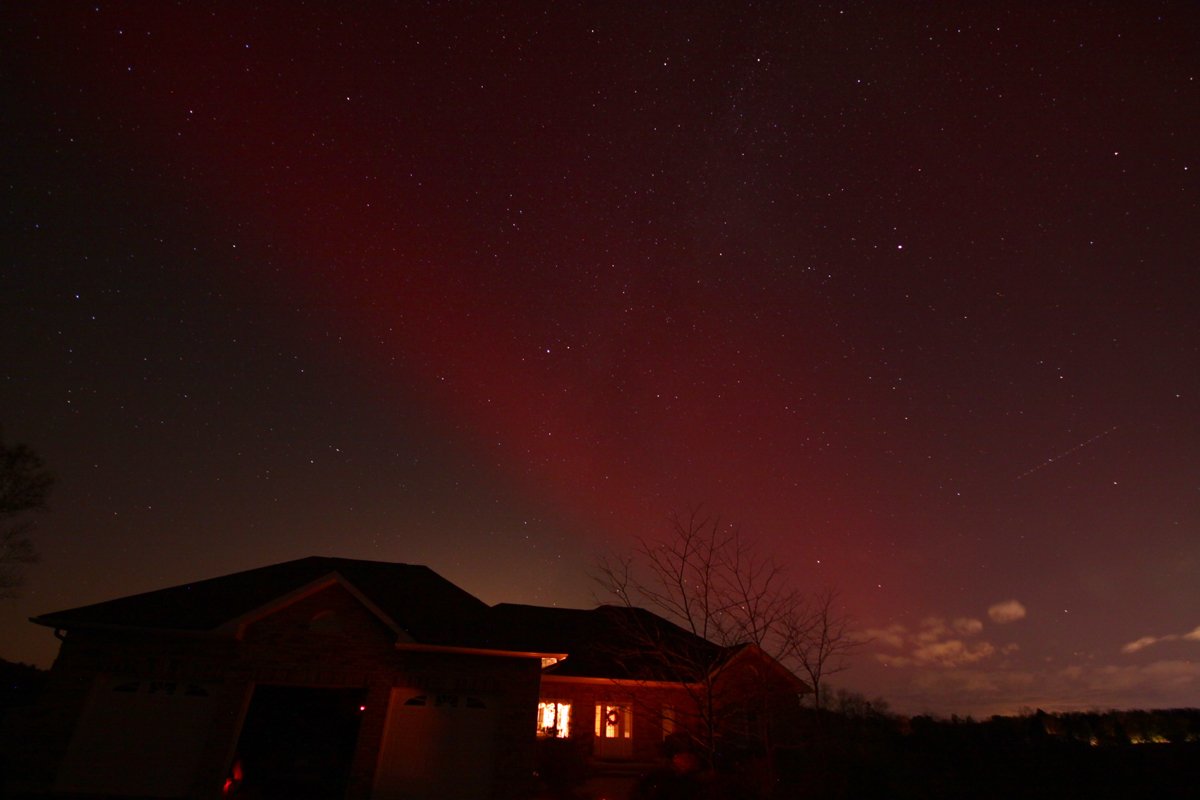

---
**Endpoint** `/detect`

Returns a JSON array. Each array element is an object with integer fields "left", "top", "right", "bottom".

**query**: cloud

[
  {"left": 862, "top": 624, "right": 907, "bottom": 649},
  {"left": 988, "top": 600, "right": 1027, "bottom": 624},
  {"left": 1120, "top": 624, "right": 1200, "bottom": 654},
  {"left": 912, "top": 639, "right": 996, "bottom": 667},
  {"left": 874, "top": 652, "right": 914, "bottom": 668},
  {"left": 915, "top": 617, "right": 950, "bottom": 644},
  {"left": 1121, "top": 636, "right": 1162, "bottom": 654},
  {"left": 865, "top": 614, "right": 1008, "bottom": 670}
]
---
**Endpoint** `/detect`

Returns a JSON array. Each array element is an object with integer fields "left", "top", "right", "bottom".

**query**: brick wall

[{"left": 10, "top": 583, "right": 542, "bottom": 799}]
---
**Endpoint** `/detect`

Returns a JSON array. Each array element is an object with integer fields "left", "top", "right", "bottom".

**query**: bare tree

[
  {"left": 0, "top": 432, "right": 54, "bottom": 598},
  {"left": 594, "top": 509, "right": 834, "bottom": 761},
  {"left": 783, "top": 587, "right": 862, "bottom": 709}
]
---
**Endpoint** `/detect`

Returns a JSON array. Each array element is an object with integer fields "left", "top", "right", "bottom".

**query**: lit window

[
  {"left": 661, "top": 705, "right": 677, "bottom": 739},
  {"left": 540, "top": 657, "right": 561, "bottom": 669},
  {"left": 538, "top": 701, "right": 572, "bottom": 738},
  {"left": 595, "top": 703, "right": 632, "bottom": 739}
]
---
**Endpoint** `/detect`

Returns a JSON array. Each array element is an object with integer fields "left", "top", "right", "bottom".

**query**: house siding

[
  {"left": 8, "top": 583, "right": 542, "bottom": 800},
  {"left": 7, "top": 561, "right": 811, "bottom": 798},
  {"left": 540, "top": 678, "right": 698, "bottom": 763}
]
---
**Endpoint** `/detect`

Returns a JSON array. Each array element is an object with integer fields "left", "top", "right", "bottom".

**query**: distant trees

[
  {"left": 0, "top": 432, "right": 54, "bottom": 598},
  {"left": 828, "top": 686, "right": 892, "bottom": 719},
  {"left": 594, "top": 508, "right": 861, "bottom": 760},
  {"left": 1035, "top": 708, "right": 1200, "bottom": 746},
  {"left": 778, "top": 708, "right": 1200, "bottom": 800}
]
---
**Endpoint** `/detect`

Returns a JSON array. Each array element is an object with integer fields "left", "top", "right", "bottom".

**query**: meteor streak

[{"left": 1015, "top": 426, "right": 1118, "bottom": 481}]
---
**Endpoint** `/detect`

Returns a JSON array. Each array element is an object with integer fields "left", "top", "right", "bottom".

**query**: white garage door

[
  {"left": 54, "top": 676, "right": 218, "bottom": 797},
  {"left": 372, "top": 690, "right": 497, "bottom": 800}
]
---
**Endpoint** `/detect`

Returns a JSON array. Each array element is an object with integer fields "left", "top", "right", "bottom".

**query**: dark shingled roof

[
  {"left": 31, "top": 556, "right": 495, "bottom": 648},
  {"left": 31, "top": 557, "right": 749, "bottom": 677},
  {"left": 490, "top": 602, "right": 724, "bottom": 681}
]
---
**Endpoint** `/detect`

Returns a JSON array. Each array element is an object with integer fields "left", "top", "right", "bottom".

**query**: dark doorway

[{"left": 230, "top": 685, "right": 366, "bottom": 799}]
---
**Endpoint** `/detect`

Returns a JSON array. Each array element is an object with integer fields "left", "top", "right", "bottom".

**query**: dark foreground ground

[
  {"left": 770, "top": 710, "right": 1200, "bottom": 800},
  {"left": 533, "top": 708, "right": 1200, "bottom": 799},
  {"left": 4, "top": 664, "right": 1197, "bottom": 800}
]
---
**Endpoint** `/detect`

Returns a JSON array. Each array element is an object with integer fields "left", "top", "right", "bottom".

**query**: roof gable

[
  {"left": 214, "top": 572, "right": 413, "bottom": 642},
  {"left": 32, "top": 557, "right": 490, "bottom": 648},
  {"left": 712, "top": 643, "right": 811, "bottom": 694}
]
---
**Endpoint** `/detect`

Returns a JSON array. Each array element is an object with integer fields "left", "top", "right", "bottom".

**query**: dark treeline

[
  {"left": 777, "top": 695, "right": 1200, "bottom": 799},
  {"left": 0, "top": 659, "right": 45, "bottom": 724}
]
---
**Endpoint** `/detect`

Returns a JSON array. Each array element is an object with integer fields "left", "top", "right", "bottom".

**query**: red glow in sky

[{"left": 3, "top": 4, "right": 1198, "bottom": 715}]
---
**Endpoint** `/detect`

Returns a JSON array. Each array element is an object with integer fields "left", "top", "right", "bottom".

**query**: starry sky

[{"left": 2, "top": 3, "right": 1197, "bottom": 716}]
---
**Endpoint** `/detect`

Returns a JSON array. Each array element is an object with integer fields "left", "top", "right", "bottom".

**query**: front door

[{"left": 594, "top": 703, "right": 633, "bottom": 759}]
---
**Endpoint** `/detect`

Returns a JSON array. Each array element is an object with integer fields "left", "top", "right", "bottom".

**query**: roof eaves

[
  {"left": 27, "top": 617, "right": 234, "bottom": 638},
  {"left": 395, "top": 642, "right": 568, "bottom": 659},
  {"left": 540, "top": 673, "right": 704, "bottom": 689}
]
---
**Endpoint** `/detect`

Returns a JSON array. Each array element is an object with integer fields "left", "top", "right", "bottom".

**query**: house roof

[
  {"left": 31, "top": 556, "right": 495, "bottom": 648},
  {"left": 713, "top": 642, "right": 812, "bottom": 694},
  {"left": 32, "top": 557, "right": 806, "bottom": 689},
  {"left": 490, "top": 602, "right": 724, "bottom": 682}
]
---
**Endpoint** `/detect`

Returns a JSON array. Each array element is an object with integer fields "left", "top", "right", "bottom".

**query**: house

[
  {"left": 492, "top": 603, "right": 808, "bottom": 765},
  {"left": 4, "top": 556, "right": 808, "bottom": 799}
]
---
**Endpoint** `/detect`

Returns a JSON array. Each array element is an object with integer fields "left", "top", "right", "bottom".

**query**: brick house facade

[{"left": 3, "top": 557, "right": 807, "bottom": 798}]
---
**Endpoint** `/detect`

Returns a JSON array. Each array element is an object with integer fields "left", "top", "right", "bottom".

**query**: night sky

[{"left": 3, "top": 3, "right": 1197, "bottom": 716}]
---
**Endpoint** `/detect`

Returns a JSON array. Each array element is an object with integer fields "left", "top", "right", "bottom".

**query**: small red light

[{"left": 359, "top": 704, "right": 367, "bottom": 712}]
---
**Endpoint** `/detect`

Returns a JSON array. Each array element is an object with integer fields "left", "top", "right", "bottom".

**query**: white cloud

[
  {"left": 862, "top": 624, "right": 906, "bottom": 649},
  {"left": 1120, "top": 624, "right": 1200, "bottom": 654},
  {"left": 1121, "top": 636, "right": 1162, "bottom": 654},
  {"left": 865, "top": 612, "right": 1004, "bottom": 670},
  {"left": 915, "top": 617, "right": 950, "bottom": 643},
  {"left": 874, "top": 652, "right": 914, "bottom": 668},
  {"left": 912, "top": 639, "right": 996, "bottom": 667},
  {"left": 988, "top": 600, "right": 1027, "bottom": 624}
]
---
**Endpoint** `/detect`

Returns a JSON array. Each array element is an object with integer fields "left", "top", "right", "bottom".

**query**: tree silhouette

[
  {"left": 594, "top": 508, "right": 856, "bottom": 760},
  {"left": 0, "top": 432, "right": 54, "bottom": 598},
  {"left": 784, "top": 586, "right": 861, "bottom": 709}
]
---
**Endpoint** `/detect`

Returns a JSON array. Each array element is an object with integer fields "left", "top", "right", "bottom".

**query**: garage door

[
  {"left": 372, "top": 690, "right": 496, "bottom": 800},
  {"left": 54, "top": 676, "right": 217, "bottom": 797}
]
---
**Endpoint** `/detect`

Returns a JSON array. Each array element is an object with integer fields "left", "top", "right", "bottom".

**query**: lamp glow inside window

[
  {"left": 537, "top": 701, "right": 571, "bottom": 738},
  {"left": 662, "top": 705, "right": 677, "bottom": 739}
]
